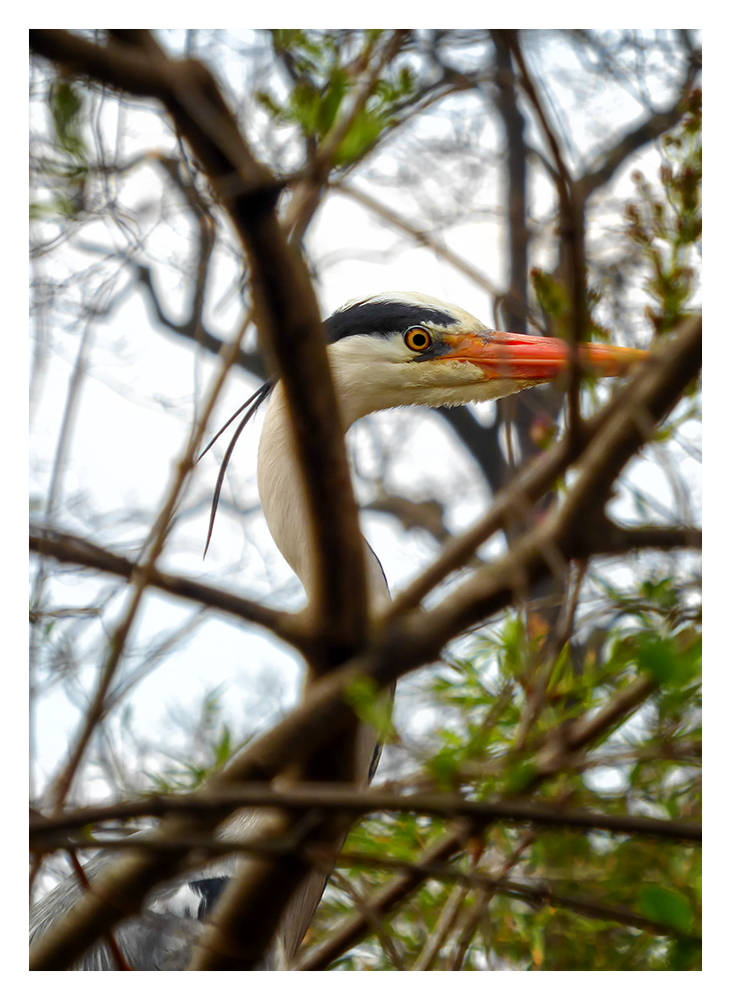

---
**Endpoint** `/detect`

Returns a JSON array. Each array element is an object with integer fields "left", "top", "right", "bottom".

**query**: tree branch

[
  {"left": 133, "top": 263, "right": 266, "bottom": 380},
  {"left": 591, "top": 521, "right": 702, "bottom": 554},
  {"left": 384, "top": 315, "right": 700, "bottom": 659},
  {"left": 574, "top": 56, "right": 701, "bottom": 204},
  {"left": 30, "top": 27, "right": 369, "bottom": 662},
  {"left": 332, "top": 181, "right": 501, "bottom": 299},
  {"left": 330, "top": 855, "right": 701, "bottom": 945},
  {"left": 30, "top": 32, "right": 372, "bottom": 967},
  {"left": 31, "top": 784, "right": 701, "bottom": 846},
  {"left": 506, "top": 32, "right": 585, "bottom": 440},
  {"left": 29, "top": 525, "right": 308, "bottom": 651}
]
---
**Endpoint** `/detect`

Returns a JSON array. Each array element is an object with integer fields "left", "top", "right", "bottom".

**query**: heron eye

[{"left": 404, "top": 327, "right": 432, "bottom": 352}]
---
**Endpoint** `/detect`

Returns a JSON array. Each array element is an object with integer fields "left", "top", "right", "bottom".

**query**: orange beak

[{"left": 437, "top": 331, "right": 649, "bottom": 383}]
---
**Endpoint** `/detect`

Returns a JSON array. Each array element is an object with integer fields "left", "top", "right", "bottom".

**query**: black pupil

[{"left": 410, "top": 331, "right": 427, "bottom": 348}]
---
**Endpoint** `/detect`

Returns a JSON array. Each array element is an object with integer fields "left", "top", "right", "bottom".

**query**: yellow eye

[{"left": 404, "top": 327, "right": 432, "bottom": 352}]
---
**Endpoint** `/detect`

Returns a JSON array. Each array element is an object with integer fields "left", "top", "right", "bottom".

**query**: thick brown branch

[
  {"left": 592, "top": 521, "right": 702, "bottom": 554},
  {"left": 491, "top": 32, "right": 529, "bottom": 333},
  {"left": 30, "top": 28, "right": 368, "bottom": 661},
  {"left": 30, "top": 32, "right": 374, "bottom": 966}
]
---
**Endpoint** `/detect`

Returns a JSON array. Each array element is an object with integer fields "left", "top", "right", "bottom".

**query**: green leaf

[
  {"left": 333, "top": 109, "right": 385, "bottom": 166},
  {"left": 49, "top": 79, "right": 87, "bottom": 163},
  {"left": 318, "top": 67, "right": 348, "bottom": 135},
  {"left": 344, "top": 675, "right": 393, "bottom": 736},
  {"left": 637, "top": 885, "right": 695, "bottom": 934},
  {"left": 214, "top": 725, "right": 232, "bottom": 766},
  {"left": 667, "top": 936, "right": 702, "bottom": 970},
  {"left": 501, "top": 760, "right": 538, "bottom": 794},
  {"left": 634, "top": 634, "right": 701, "bottom": 687}
]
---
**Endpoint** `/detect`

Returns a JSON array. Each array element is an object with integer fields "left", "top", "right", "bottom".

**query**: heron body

[{"left": 30, "top": 292, "right": 647, "bottom": 969}]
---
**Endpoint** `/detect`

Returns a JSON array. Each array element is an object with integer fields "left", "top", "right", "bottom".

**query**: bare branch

[
  {"left": 333, "top": 181, "right": 501, "bottom": 299},
  {"left": 591, "top": 522, "right": 702, "bottom": 554},
  {"left": 506, "top": 32, "right": 585, "bottom": 439},
  {"left": 134, "top": 263, "right": 266, "bottom": 380},
  {"left": 29, "top": 526, "right": 309, "bottom": 651},
  {"left": 31, "top": 784, "right": 701, "bottom": 847},
  {"left": 574, "top": 58, "right": 701, "bottom": 204}
]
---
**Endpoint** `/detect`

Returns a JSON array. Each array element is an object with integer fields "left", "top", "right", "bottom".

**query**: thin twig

[
  {"left": 513, "top": 559, "right": 587, "bottom": 751},
  {"left": 333, "top": 181, "right": 501, "bottom": 299},
  {"left": 448, "top": 831, "right": 535, "bottom": 970},
  {"left": 295, "top": 659, "right": 682, "bottom": 969},
  {"left": 29, "top": 525, "right": 310, "bottom": 651},
  {"left": 505, "top": 32, "right": 585, "bottom": 444},
  {"left": 412, "top": 880, "right": 469, "bottom": 970},
  {"left": 30, "top": 784, "right": 701, "bottom": 845},
  {"left": 327, "top": 870, "right": 404, "bottom": 970}
]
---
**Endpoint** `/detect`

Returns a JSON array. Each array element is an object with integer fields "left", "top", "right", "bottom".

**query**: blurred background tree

[{"left": 29, "top": 29, "right": 701, "bottom": 971}]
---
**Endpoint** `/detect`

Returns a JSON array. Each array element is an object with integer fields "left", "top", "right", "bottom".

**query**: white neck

[{"left": 257, "top": 379, "right": 390, "bottom": 612}]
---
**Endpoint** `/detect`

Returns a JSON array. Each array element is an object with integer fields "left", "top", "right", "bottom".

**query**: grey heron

[{"left": 30, "top": 291, "right": 647, "bottom": 970}]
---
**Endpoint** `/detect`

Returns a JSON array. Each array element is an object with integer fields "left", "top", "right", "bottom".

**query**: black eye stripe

[{"left": 325, "top": 301, "right": 455, "bottom": 342}]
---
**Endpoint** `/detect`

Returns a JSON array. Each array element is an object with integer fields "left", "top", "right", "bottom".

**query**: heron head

[{"left": 325, "top": 292, "right": 648, "bottom": 422}]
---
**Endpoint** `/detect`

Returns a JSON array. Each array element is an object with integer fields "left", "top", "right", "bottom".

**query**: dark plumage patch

[
  {"left": 191, "top": 877, "right": 230, "bottom": 919},
  {"left": 325, "top": 299, "right": 456, "bottom": 343}
]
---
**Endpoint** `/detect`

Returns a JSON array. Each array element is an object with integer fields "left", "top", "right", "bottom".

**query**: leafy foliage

[
  {"left": 30, "top": 75, "right": 89, "bottom": 220},
  {"left": 312, "top": 569, "right": 701, "bottom": 969},
  {"left": 624, "top": 90, "right": 702, "bottom": 336},
  {"left": 255, "top": 30, "right": 413, "bottom": 167}
]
